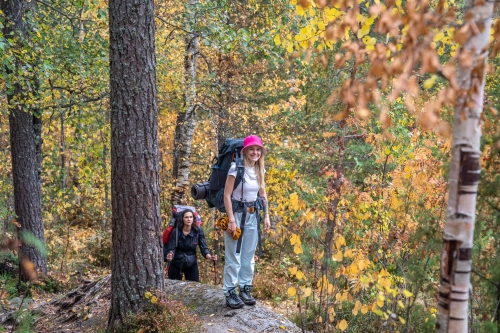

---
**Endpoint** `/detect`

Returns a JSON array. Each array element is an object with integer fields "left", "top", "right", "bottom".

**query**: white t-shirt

[{"left": 227, "top": 162, "right": 261, "bottom": 202}]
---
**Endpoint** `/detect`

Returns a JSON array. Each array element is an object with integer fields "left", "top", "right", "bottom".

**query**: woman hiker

[
  {"left": 223, "top": 135, "right": 270, "bottom": 308},
  {"left": 165, "top": 209, "right": 217, "bottom": 282}
]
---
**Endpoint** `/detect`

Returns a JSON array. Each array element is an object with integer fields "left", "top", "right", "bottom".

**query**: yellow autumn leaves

[
  {"left": 276, "top": 0, "right": 473, "bottom": 65},
  {"left": 144, "top": 291, "right": 158, "bottom": 304},
  {"left": 290, "top": 233, "right": 304, "bottom": 255},
  {"left": 287, "top": 285, "right": 311, "bottom": 297},
  {"left": 285, "top": 177, "right": 417, "bottom": 331}
]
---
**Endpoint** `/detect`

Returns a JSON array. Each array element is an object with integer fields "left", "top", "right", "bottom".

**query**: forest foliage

[{"left": 1, "top": 0, "right": 500, "bottom": 332}]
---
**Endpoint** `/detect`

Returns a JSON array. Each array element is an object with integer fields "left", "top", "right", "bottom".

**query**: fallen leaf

[{"left": 339, "top": 319, "right": 348, "bottom": 331}]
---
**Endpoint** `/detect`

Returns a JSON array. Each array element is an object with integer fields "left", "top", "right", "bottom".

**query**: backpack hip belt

[{"left": 231, "top": 199, "right": 258, "bottom": 213}]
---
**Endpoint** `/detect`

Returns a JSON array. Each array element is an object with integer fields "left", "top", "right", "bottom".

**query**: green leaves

[{"left": 19, "top": 230, "right": 47, "bottom": 258}]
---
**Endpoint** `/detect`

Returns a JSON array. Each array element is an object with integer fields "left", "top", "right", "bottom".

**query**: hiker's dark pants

[{"left": 168, "top": 261, "right": 200, "bottom": 282}]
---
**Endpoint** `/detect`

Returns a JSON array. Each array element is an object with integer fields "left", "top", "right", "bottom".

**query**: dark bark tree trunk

[
  {"left": 107, "top": 0, "right": 164, "bottom": 330},
  {"left": 171, "top": 0, "right": 199, "bottom": 206},
  {"left": 2, "top": 0, "right": 47, "bottom": 281}
]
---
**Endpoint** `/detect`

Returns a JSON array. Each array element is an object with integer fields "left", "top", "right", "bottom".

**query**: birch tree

[
  {"left": 171, "top": 0, "right": 199, "bottom": 205},
  {"left": 436, "top": 1, "right": 494, "bottom": 331},
  {"left": 283, "top": 0, "right": 499, "bottom": 329}
]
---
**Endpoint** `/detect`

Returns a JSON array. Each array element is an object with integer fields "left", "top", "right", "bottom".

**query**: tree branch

[
  {"left": 472, "top": 268, "right": 500, "bottom": 287},
  {"left": 154, "top": 15, "right": 199, "bottom": 37},
  {"left": 46, "top": 91, "right": 109, "bottom": 109},
  {"left": 34, "top": 0, "right": 76, "bottom": 25}
]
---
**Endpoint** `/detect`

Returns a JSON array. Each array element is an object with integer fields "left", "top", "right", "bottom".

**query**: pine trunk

[
  {"left": 171, "top": 0, "right": 199, "bottom": 205},
  {"left": 2, "top": 0, "right": 47, "bottom": 280},
  {"left": 436, "top": 1, "right": 493, "bottom": 331},
  {"left": 108, "top": 0, "right": 164, "bottom": 330}
]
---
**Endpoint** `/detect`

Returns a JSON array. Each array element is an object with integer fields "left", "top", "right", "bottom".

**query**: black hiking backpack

[{"left": 191, "top": 138, "right": 245, "bottom": 212}]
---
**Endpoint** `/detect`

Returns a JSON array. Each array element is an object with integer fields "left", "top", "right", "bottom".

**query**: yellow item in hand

[
  {"left": 216, "top": 215, "right": 241, "bottom": 240},
  {"left": 215, "top": 215, "right": 229, "bottom": 230},
  {"left": 232, "top": 228, "right": 242, "bottom": 240}
]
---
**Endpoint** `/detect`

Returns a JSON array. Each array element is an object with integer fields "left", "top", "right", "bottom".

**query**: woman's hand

[
  {"left": 206, "top": 254, "right": 218, "bottom": 261},
  {"left": 166, "top": 251, "right": 173, "bottom": 262},
  {"left": 226, "top": 220, "right": 236, "bottom": 237},
  {"left": 264, "top": 214, "right": 270, "bottom": 232}
]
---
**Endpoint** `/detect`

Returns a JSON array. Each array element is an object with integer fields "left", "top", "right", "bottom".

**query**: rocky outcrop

[
  {"left": 164, "top": 279, "right": 302, "bottom": 333},
  {"left": 1, "top": 276, "right": 303, "bottom": 333}
]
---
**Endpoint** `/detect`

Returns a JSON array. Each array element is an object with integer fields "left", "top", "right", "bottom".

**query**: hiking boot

[
  {"left": 226, "top": 288, "right": 244, "bottom": 309},
  {"left": 239, "top": 285, "right": 256, "bottom": 306}
]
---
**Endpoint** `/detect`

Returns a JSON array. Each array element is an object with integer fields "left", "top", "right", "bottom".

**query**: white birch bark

[
  {"left": 171, "top": 0, "right": 199, "bottom": 205},
  {"left": 436, "top": 1, "right": 493, "bottom": 332}
]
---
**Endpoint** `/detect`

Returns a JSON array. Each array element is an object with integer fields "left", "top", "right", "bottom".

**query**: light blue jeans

[{"left": 223, "top": 210, "right": 259, "bottom": 295}]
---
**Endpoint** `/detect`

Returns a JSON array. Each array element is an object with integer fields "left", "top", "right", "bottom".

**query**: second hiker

[
  {"left": 223, "top": 135, "right": 270, "bottom": 308},
  {"left": 165, "top": 209, "right": 217, "bottom": 282}
]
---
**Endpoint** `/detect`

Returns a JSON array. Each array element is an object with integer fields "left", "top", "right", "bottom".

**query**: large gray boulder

[{"left": 165, "top": 279, "right": 302, "bottom": 333}]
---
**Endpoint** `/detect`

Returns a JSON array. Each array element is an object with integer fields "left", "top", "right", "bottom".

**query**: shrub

[
  {"left": 0, "top": 251, "right": 18, "bottom": 277},
  {"left": 85, "top": 232, "right": 111, "bottom": 267},
  {"left": 14, "top": 308, "right": 36, "bottom": 333},
  {"left": 33, "top": 274, "right": 65, "bottom": 293},
  {"left": 118, "top": 291, "right": 203, "bottom": 333}
]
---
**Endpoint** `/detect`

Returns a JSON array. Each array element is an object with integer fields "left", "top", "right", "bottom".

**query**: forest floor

[{"left": 1, "top": 273, "right": 303, "bottom": 333}]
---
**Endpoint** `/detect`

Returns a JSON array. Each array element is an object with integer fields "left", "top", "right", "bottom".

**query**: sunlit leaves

[
  {"left": 423, "top": 75, "right": 438, "bottom": 89},
  {"left": 290, "top": 233, "right": 304, "bottom": 254},
  {"left": 352, "top": 300, "right": 362, "bottom": 315},
  {"left": 290, "top": 192, "right": 299, "bottom": 211},
  {"left": 332, "top": 250, "right": 343, "bottom": 261},
  {"left": 335, "top": 234, "right": 346, "bottom": 250},
  {"left": 274, "top": 34, "right": 281, "bottom": 46},
  {"left": 338, "top": 319, "right": 348, "bottom": 331}
]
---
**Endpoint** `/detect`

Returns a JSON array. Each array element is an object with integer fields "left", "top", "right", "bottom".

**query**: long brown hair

[{"left": 176, "top": 209, "right": 198, "bottom": 231}]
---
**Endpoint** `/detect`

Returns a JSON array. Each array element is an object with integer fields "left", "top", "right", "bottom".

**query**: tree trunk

[
  {"left": 107, "top": 0, "right": 164, "bottom": 330},
  {"left": 436, "top": 1, "right": 493, "bottom": 332},
  {"left": 171, "top": 0, "right": 199, "bottom": 206},
  {"left": 60, "top": 109, "right": 66, "bottom": 191},
  {"left": 216, "top": 53, "right": 230, "bottom": 144},
  {"left": 2, "top": 0, "right": 47, "bottom": 281}
]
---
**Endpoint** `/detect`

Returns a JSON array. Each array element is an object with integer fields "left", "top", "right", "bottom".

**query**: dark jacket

[{"left": 164, "top": 226, "right": 210, "bottom": 264}]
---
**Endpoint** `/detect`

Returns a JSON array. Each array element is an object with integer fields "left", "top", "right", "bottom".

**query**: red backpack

[{"left": 162, "top": 225, "right": 176, "bottom": 245}]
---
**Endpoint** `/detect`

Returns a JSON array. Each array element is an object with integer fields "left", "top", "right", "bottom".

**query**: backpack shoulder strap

[
  {"left": 175, "top": 227, "right": 179, "bottom": 248},
  {"left": 234, "top": 163, "right": 244, "bottom": 188},
  {"left": 233, "top": 157, "right": 245, "bottom": 201}
]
